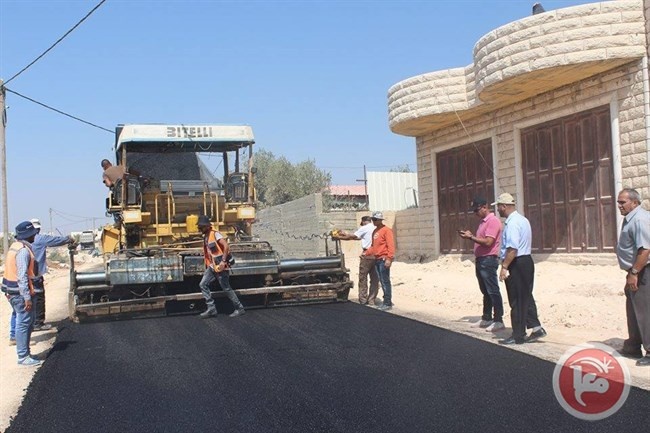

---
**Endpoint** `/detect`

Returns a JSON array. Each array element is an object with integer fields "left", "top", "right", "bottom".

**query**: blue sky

[{"left": 0, "top": 0, "right": 590, "bottom": 233}]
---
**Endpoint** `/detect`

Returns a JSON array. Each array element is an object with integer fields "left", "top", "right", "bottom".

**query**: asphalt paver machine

[{"left": 69, "top": 124, "right": 351, "bottom": 321}]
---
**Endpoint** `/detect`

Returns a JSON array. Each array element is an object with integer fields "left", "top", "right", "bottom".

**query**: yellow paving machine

[{"left": 68, "top": 124, "right": 351, "bottom": 321}]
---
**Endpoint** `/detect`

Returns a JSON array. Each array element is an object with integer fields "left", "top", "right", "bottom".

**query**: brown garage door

[
  {"left": 521, "top": 105, "right": 616, "bottom": 253},
  {"left": 437, "top": 139, "right": 494, "bottom": 253}
]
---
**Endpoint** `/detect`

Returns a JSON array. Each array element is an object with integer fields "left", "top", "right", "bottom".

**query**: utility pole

[
  {"left": 49, "top": 208, "right": 53, "bottom": 234},
  {"left": 356, "top": 164, "right": 369, "bottom": 210},
  {"left": 0, "top": 80, "right": 8, "bottom": 255}
]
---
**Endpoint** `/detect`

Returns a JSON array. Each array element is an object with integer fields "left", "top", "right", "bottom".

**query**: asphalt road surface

[{"left": 6, "top": 303, "right": 650, "bottom": 433}]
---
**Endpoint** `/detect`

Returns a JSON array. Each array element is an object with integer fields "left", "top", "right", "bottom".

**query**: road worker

[
  {"left": 2, "top": 221, "right": 42, "bottom": 366},
  {"left": 332, "top": 216, "right": 379, "bottom": 306},
  {"left": 197, "top": 215, "right": 246, "bottom": 318}
]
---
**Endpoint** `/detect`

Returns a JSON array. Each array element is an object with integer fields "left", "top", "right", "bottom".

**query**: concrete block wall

[
  {"left": 254, "top": 194, "right": 358, "bottom": 259},
  {"left": 254, "top": 194, "right": 438, "bottom": 261},
  {"left": 392, "top": 207, "right": 436, "bottom": 261},
  {"left": 336, "top": 208, "right": 436, "bottom": 261}
]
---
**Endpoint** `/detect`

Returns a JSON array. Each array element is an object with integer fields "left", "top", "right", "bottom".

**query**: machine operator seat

[
  {"left": 110, "top": 175, "right": 143, "bottom": 207},
  {"left": 225, "top": 172, "right": 248, "bottom": 202}
]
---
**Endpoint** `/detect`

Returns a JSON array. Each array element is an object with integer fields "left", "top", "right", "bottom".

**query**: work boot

[
  {"left": 199, "top": 307, "right": 217, "bottom": 319},
  {"left": 229, "top": 308, "right": 246, "bottom": 318}
]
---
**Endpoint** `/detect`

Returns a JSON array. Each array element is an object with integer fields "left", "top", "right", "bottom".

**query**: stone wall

[
  {"left": 253, "top": 194, "right": 357, "bottom": 259},
  {"left": 253, "top": 196, "right": 435, "bottom": 262},
  {"left": 646, "top": 0, "right": 650, "bottom": 53}
]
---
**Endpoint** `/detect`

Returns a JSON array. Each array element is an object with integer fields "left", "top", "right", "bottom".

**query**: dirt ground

[{"left": 1, "top": 252, "right": 649, "bottom": 431}]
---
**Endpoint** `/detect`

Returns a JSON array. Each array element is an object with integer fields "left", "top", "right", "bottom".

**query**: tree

[
  {"left": 251, "top": 148, "right": 331, "bottom": 207},
  {"left": 252, "top": 149, "right": 274, "bottom": 205}
]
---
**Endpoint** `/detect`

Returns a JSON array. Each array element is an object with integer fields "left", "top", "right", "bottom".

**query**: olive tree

[{"left": 252, "top": 149, "right": 331, "bottom": 207}]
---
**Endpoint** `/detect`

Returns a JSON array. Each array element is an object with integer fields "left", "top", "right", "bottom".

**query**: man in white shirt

[{"left": 333, "top": 216, "right": 379, "bottom": 306}]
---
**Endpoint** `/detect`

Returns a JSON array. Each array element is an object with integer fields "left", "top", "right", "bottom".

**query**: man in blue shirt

[
  {"left": 30, "top": 219, "right": 75, "bottom": 331},
  {"left": 493, "top": 193, "right": 546, "bottom": 345}
]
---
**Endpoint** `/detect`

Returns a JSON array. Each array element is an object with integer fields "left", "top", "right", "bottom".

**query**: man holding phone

[{"left": 458, "top": 197, "right": 504, "bottom": 332}]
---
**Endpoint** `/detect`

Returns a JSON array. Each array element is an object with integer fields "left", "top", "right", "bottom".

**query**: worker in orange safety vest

[
  {"left": 197, "top": 215, "right": 246, "bottom": 318},
  {"left": 1, "top": 221, "right": 42, "bottom": 366}
]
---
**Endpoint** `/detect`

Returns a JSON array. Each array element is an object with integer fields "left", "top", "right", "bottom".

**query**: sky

[{"left": 0, "top": 0, "right": 592, "bottom": 233}]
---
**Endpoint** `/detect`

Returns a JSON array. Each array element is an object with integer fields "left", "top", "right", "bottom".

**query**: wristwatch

[{"left": 630, "top": 268, "right": 640, "bottom": 276}]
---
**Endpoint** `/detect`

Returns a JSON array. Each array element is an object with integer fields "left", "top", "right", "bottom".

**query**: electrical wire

[
  {"left": 50, "top": 208, "right": 101, "bottom": 220},
  {"left": 4, "top": 87, "right": 113, "bottom": 133},
  {"left": 50, "top": 208, "right": 106, "bottom": 220},
  {"left": 441, "top": 85, "right": 501, "bottom": 190},
  {"left": 3, "top": 0, "right": 108, "bottom": 86},
  {"left": 55, "top": 220, "right": 93, "bottom": 228}
]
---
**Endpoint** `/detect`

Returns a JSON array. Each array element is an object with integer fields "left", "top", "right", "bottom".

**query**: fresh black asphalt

[{"left": 6, "top": 302, "right": 650, "bottom": 433}]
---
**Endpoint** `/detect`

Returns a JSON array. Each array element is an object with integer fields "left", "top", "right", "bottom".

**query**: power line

[
  {"left": 3, "top": 0, "right": 108, "bottom": 86},
  {"left": 55, "top": 219, "right": 107, "bottom": 230},
  {"left": 440, "top": 83, "right": 501, "bottom": 191},
  {"left": 50, "top": 207, "right": 105, "bottom": 220},
  {"left": 4, "top": 87, "right": 113, "bottom": 133}
]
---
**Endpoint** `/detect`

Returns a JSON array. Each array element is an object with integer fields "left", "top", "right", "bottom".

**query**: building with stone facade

[{"left": 388, "top": 0, "right": 650, "bottom": 258}]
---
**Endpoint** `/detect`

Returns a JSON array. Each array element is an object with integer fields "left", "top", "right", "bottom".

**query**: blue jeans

[
  {"left": 199, "top": 267, "right": 243, "bottom": 311},
  {"left": 475, "top": 256, "right": 503, "bottom": 322},
  {"left": 8, "top": 295, "right": 34, "bottom": 359},
  {"left": 10, "top": 310, "right": 16, "bottom": 339},
  {"left": 375, "top": 259, "right": 393, "bottom": 306},
  {"left": 10, "top": 293, "right": 42, "bottom": 338}
]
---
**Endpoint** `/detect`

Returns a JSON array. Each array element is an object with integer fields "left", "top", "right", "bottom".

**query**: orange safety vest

[
  {"left": 203, "top": 229, "right": 228, "bottom": 272},
  {"left": 2, "top": 241, "right": 35, "bottom": 296}
]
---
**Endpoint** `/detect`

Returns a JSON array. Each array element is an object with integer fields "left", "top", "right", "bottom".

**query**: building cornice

[{"left": 388, "top": 0, "right": 646, "bottom": 137}]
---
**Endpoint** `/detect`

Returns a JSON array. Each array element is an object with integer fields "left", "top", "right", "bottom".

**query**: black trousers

[
  {"left": 33, "top": 291, "right": 46, "bottom": 327},
  {"left": 504, "top": 255, "right": 541, "bottom": 341},
  {"left": 624, "top": 264, "right": 650, "bottom": 353}
]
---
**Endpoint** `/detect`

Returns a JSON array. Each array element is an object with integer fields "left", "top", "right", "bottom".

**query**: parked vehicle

[{"left": 79, "top": 230, "right": 96, "bottom": 250}]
